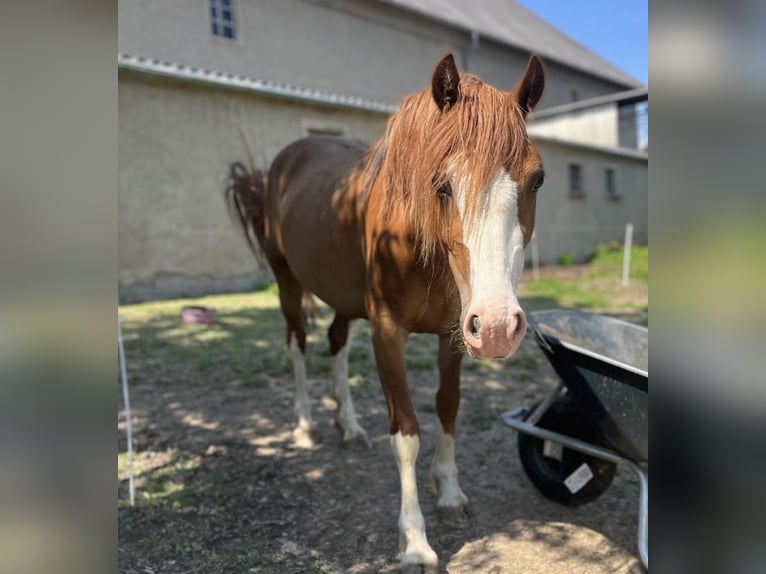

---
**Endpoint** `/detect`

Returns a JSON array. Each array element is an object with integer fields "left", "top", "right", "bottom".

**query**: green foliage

[
  {"left": 590, "top": 243, "right": 649, "bottom": 281},
  {"left": 520, "top": 245, "right": 648, "bottom": 312},
  {"left": 521, "top": 276, "right": 607, "bottom": 308},
  {"left": 557, "top": 253, "right": 575, "bottom": 266}
]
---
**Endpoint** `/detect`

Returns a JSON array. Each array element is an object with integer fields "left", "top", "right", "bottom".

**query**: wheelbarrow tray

[{"left": 529, "top": 309, "right": 648, "bottom": 462}]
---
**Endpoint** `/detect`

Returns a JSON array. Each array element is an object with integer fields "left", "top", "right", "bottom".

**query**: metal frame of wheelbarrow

[{"left": 501, "top": 379, "right": 649, "bottom": 570}]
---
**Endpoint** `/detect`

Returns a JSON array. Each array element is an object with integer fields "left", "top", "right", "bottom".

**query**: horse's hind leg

[
  {"left": 328, "top": 315, "right": 370, "bottom": 447},
  {"left": 431, "top": 333, "right": 469, "bottom": 520},
  {"left": 273, "top": 268, "right": 312, "bottom": 436}
]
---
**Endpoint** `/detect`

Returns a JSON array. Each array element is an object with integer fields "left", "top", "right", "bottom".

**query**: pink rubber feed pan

[{"left": 181, "top": 306, "right": 217, "bottom": 324}]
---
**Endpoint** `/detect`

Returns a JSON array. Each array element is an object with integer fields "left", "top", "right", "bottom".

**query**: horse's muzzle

[{"left": 462, "top": 305, "right": 527, "bottom": 359}]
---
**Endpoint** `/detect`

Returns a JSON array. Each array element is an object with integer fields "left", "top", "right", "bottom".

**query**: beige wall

[
  {"left": 532, "top": 139, "right": 648, "bottom": 264},
  {"left": 118, "top": 0, "right": 631, "bottom": 111},
  {"left": 119, "top": 78, "right": 646, "bottom": 302},
  {"left": 118, "top": 72, "right": 387, "bottom": 302},
  {"left": 462, "top": 41, "right": 628, "bottom": 109},
  {"left": 528, "top": 104, "right": 618, "bottom": 148}
]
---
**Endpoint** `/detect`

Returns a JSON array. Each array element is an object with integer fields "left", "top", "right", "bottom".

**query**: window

[
  {"left": 307, "top": 127, "right": 344, "bottom": 137},
  {"left": 605, "top": 168, "right": 619, "bottom": 198},
  {"left": 210, "top": 0, "right": 236, "bottom": 40},
  {"left": 301, "top": 119, "right": 347, "bottom": 138},
  {"left": 568, "top": 163, "right": 584, "bottom": 197}
]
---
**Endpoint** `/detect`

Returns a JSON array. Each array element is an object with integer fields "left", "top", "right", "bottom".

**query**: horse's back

[{"left": 265, "top": 136, "right": 369, "bottom": 318}]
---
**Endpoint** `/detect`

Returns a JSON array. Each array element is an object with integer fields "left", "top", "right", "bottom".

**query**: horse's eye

[
  {"left": 532, "top": 173, "right": 545, "bottom": 192},
  {"left": 437, "top": 181, "right": 452, "bottom": 197}
]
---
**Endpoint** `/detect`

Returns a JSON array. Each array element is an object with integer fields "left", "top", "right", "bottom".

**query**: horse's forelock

[{"left": 364, "top": 75, "right": 529, "bottom": 262}]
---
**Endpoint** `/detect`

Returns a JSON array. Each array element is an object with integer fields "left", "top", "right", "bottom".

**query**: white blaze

[{"left": 455, "top": 169, "right": 526, "bottom": 308}]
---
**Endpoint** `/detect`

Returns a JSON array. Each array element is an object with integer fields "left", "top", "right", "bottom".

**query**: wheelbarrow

[{"left": 501, "top": 309, "right": 648, "bottom": 569}]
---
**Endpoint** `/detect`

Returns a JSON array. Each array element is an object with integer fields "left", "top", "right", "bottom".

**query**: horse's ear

[
  {"left": 513, "top": 55, "right": 545, "bottom": 116},
  {"left": 432, "top": 53, "right": 460, "bottom": 111}
]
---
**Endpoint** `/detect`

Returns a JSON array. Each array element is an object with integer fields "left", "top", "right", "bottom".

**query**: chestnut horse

[{"left": 226, "top": 53, "right": 545, "bottom": 572}]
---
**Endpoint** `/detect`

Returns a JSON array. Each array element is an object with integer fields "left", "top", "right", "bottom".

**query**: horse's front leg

[
  {"left": 370, "top": 315, "right": 438, "bottom": 574},
  {"left": 431, "top": 333, "right": 469, "bottom": 520}
]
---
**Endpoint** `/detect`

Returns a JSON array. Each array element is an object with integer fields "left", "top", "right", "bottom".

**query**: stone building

[{"left": 119, "top": 0, "right": 646, "bottom": 301}]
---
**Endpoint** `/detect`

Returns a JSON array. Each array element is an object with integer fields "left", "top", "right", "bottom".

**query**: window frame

[
  {"left": 301, "top": 119, "right": 348, "bottom": 138},
  {"left": 568, "top": 163, "right": 585, "bottom": 198},
  {"left": 208, "top": 0, "right": 240, "bottom": 43},
  {"left": 605, "top": 167, "right": 622, "bottom": 200}
]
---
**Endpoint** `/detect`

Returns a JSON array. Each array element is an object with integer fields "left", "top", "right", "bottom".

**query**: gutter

[
  {"left": 530, "top": 134, "right": 649, "bottom": 160},
  {"left": 118, "top": 53, "right": 397, "bottom": 115},
  {"left": 530, "top": 87, "right": 648, "bottom": 121}
]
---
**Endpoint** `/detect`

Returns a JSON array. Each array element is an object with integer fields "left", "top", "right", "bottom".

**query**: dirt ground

[{"left": 118, "top": 275, "right": 647, "bottom": 574}]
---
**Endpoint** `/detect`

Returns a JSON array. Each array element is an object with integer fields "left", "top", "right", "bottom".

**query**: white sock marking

[
  {"left": 431, "top": 422, "right": 468, "bottom": 509},
  {"left": 331, "top": 328, "right": 368, "bottom": 443},
  {"left": 391, "top": 432, "right": 438, "bottom": 568},
  {"left": 289, "top": 334, "right": 311, "bottom": 430}
]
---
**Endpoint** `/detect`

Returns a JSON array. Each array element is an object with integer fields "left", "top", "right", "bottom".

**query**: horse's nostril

[
  {"left": 470, "top": 315, "right": 481, "bottom": 339},
  {"left": 513, "top": 312, "right": 527, "bottom": 339}
]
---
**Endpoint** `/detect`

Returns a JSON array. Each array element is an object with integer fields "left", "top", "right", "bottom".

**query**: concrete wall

[
  {"left": 118, "top": 72, "right": 387, "bottom": 302},
  {"left": 118, "top": 0, "right": 645, "bottom": 301},
  {"left": 118, "top": 0, "right": 631, "bottom": 110},
  {"left": 531, "top": 139, "right": 648, "bottom": 264},
  {"left": 527, "top": 104, "right": 618, "bottom": 148},
  {"left": 462, "top": 43, "right": 629, "bottom": 109}
]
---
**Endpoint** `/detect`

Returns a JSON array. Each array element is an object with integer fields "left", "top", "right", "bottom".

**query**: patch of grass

[
  {"left": 589, "top": 242, "right": 649, "bottom": 281},
  {"left": 118, "top": 450, "right": 203, "bottom": 508},
  {"left": 520, "top": 245, "right": 648, "bottom": 313},
  {"left": 406, "top": 356, "right": 437, "bottom": 371},
  {"left": 246, "top": 552, "right": 284, "bottom": 573},
  {"left": 462, "top": 357, "right": 504, "bottom": 374},
  {"left": 462, "top": 391, "right": 496, "bottom": 432},
  {"left": 557, "top": 253, "right": 575, "bottom": 266},
  {"left": 520, "top": 276, "right": 607, "bottom": 308},
  {"left": 310, "top": 559, "right": 330, "bottom": 573},
  {"left": 404, "top": 333, "right": 438, "bottom": 372}
]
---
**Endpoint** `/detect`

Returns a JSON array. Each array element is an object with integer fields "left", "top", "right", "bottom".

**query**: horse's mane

[{"left": 353, "top": 73, "right": 528, "bottom": 262}]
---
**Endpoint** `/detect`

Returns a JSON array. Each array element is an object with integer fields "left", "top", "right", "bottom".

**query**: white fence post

[
  {"left": 622, "top": 223, "right": 634, "bottom": 287},
  {"left": 118, "top": 316, "right": 136, "bottom": 506},
  {"left": 531, "top": 231, "right": 540, "bottom": 281}
]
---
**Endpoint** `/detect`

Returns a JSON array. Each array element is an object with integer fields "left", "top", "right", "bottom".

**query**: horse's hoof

[
  {"left": 343, "top": 426, "right": 372, "bottom": 449},
  {"left": 400, "top": 554, "right": 438, "bottom": 574},
  {"left": 437, "top": 503, "right": 471, "bottom": 527},
  {"left": 292, "top": 427, "right": 315, "bottom": 449},
  {"left": 335, "top": 417, "right": 372, "bottom": 449}
]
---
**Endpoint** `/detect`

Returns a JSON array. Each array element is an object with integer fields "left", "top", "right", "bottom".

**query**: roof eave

[
  {"left": 531, "top": 134, "right": 649, "bottom": 160},
  {"left": 117, "top": 53, "right": 397, "bottom": 115}
]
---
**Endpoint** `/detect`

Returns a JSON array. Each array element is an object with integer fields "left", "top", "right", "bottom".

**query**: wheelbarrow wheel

[{"left": 517, "top": 395, "right": 616, "bottom": 505}]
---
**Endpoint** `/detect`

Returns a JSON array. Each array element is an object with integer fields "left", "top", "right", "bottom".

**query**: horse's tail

[
  {"left": 224, "top": 158, "right": 319, "bottom": 324},
  {"left": 224, "top": 161, "right": 268, "bottom": 267}
]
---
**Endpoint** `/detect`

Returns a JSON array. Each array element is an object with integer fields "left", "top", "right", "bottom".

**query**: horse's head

[
  {"left": 434, "top": 55, "right": 544, "bottom": 359},
  {"left": 378, "top": 53, "right": 544, "bottom": 358},
  {"left": 423, "top": 54, "right": 545, "bottom": 359}
]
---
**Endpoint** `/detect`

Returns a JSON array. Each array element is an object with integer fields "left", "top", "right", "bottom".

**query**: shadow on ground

[{"left": 118, "top": 293, "right": 644, "bottom": 573}]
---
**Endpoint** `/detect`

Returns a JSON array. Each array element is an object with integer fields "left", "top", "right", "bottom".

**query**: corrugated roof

[
  {"left": 118, "top": 53, "right": 396, "bottom": 114},
  {"left": 377, "top": 0, "right": 642, "bottom": 88}
]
